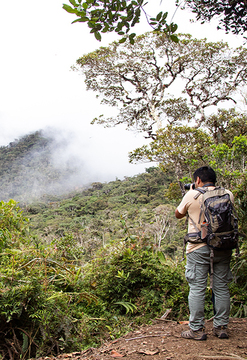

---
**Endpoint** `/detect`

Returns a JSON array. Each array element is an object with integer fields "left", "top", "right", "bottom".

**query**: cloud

[
  {"left": 0, "top": 126, "right": 152, "bottom": 203},
  {"left": 0, "top": 0, "right": 245, "bottom": 200}
]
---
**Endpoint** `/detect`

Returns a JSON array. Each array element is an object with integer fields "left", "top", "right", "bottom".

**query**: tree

[
  {"left": 182, "top": 0, "right": 247, "bottom": 35},
  {"left": 151, "top": 204, "right": 176, "bottom": 251},
  {"left": 63, "top": 0, "right": 178, "bottom": 43},
  {"left": 129, "top": 108, "right": 247, "bottom": 211},
  {"left": 209, "top": 134, "right": 247, "bottom": 188},
  {"left": 205, "top": 108, "right": 247, "bottom": 146},
  {"left": 129, "top": 125, "right": 212, "bottom": 180},
  {"left": 74, "top": 32, "right": 247, "bottom": 137}
]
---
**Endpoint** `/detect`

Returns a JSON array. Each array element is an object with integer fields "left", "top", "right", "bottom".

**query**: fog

[
  {"left": 0, "top": 0, "right": 245, "bottom": 202},
  {"left": 43, "top": 125, "right": 153, "bottom": 184},
  {"left": 0, "top": 127, "right": 155, "bottom": 203}
]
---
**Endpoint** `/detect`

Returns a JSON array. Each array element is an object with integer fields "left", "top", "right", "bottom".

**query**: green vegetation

[
  {"left": 0, "top": 2, "right": 246, "bottom": 357},
  {"left": 24, "top": 166, "right": 179, "bottom": 258},
  {"left": 0, "top": 194, "right": 188, "bottom": 359},
  {"left": 0, "top": 133, "right": 246, "bottom": 358},
  {"left": 0, "top": 79, "right": 247, "bottom": 359},
  {"left": 63, "top": 0, "right": 178, "bottom": 43},
  {"left": 182, "top": 0, "right": 247, "bottom": 35},
  {"left": 1, "top": 3, "right": 247, "bottom": 358},
  {"left": 0, "top": 133, "right": 190, "bottom": 358},
  {"left": 63, "top": 0, "right": 247, "bottom": 43}
]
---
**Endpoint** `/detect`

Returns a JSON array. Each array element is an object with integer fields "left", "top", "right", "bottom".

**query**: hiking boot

[
  {"left": 181, "top": 328, "right": 207, "bottom": 341},
  {"left": 213, "top": 326, "right": 229, "bottom": 339}
]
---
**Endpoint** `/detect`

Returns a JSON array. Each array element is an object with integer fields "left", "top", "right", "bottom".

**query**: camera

[{"left": 184, "top": 183, "right": 195, "bottom": 190}]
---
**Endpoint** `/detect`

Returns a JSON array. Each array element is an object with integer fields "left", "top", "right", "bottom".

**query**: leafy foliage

[
  {"left": 0, "top": 200, "right": 100, "bottom": 358},
  {"left": 205, "top": 109, "right": 247, "bottom": 146},
  {"left": 24, "top": 167, "right": 177, "bottom": 259},
  {"left": 0, "top": 197, "right": 187, "bottom": 359},
  {"left": 82, "top": 239, "right": 190, "bottom": 320},
  {"left": 128, "top": 108, "right": 247, "bottom": 236},
  {"left": 0, "top": 199, "right": 29, "bottom": 251},
  {"left": 63, "top": 0, "right": 247, "bottom": 43},
  {"left": 0, "top": 164, "right": 246, "bottom": 358},
  {"left": 63, "top": 0, "right": 178, "bottom": 43},
  {"left": 129, "top": 125, "right": 212, "bottom": 179},
  {"left": 182, "top": 0, "right": 247, "bottom": 35}
]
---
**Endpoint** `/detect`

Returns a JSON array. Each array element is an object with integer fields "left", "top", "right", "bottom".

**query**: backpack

[
  {"left": 184, "top": 186, "right": 238, "bottom": 251},
  {"left": 198, "top": 187, "right": 238, "bottom": 251}
]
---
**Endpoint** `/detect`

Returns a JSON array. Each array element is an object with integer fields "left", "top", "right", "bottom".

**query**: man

[{"left": 175, "top": 166, "right": 233, "bottom": 340}]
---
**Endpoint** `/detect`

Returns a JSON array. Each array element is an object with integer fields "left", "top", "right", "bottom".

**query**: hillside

[
  {"left": 0, "top": 130, "right": 85, "bottom": 202},
  {"left": 0, "top": 130, "right": 183, "bottom": 258},
  {"left": 23, "top": 165, "right": 181, "bottom": 260},
  {"left": 0, "top": 132, "right": 246, "bottom": 360}
]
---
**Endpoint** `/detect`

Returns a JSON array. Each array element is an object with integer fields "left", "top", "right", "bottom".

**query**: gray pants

[{"left": 185, "top": 245, "right": 232, "bottom": 331}]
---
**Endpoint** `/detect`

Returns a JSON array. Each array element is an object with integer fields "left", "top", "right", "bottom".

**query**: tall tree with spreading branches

[{"left": 74, "top": 32, "right": 247, "bottom": 137}]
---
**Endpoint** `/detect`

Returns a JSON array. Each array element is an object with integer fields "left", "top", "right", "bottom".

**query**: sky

[{"left": 0, "top": 1, "right": 246, "bottom": 183}]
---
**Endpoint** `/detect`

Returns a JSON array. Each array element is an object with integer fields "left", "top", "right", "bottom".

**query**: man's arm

[
  {"left": 175, "top": 190, "right": 192, "bottom": 219},
  {"left": 175, "top": 209, "right": 186, "bottom": 219}
]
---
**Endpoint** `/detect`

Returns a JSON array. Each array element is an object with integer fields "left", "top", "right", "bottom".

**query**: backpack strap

[
  {"left": 210, "top": 248, "right": 214, "bottom": 289},
  {"left": 188, "top": 211, "right": 200, "bottom": 231},
  {"left": 185, "top": 187, "right": 207, "bottom": 241},
  {"left": 193, "top": 187, "right": 206, "bottom": 199},
  {"left": 194, "top": 183, "right": 216, "bottom": 196}
]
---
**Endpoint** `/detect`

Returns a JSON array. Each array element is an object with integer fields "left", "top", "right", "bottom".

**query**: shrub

[
  {"left": 0, "top": 199, "right": 246, "bottom": 359},
  {"left": 82, "top": 239, "right": 190, "bottom": 321},
  {"left": 0, "top": 201, "right": 97, "bottom": 359}
]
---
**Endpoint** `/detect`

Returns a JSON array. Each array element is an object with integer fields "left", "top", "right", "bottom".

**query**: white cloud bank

[{"left": 0, "top": 1, "right": 245, "bottom": 185}]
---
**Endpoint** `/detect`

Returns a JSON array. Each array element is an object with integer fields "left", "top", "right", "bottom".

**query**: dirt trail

[{"left": 41, "top": 318, "right": 247, "bottom": 360}]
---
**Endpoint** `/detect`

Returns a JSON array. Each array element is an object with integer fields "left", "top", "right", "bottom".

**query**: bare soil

[{"left": 43, "top": 318, "right": 247, "bottom": 360}]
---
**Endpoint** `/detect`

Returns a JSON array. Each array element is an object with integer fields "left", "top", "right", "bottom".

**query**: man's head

[{"left": 193, "top": 166, "right": 216, "bottom": 186}]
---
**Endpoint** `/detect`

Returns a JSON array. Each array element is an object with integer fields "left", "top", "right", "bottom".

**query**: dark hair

[{"left": 193, "top": 166, "right": 216, "bottom": 184}]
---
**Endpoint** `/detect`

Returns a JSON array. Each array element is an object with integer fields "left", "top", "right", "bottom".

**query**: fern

[{"left": 115, "top": 301, "right": 137, "bottom": 314}]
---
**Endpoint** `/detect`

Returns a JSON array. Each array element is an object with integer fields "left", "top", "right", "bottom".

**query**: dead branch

[
  {"left": 198, "top": 354, "right": 246, "bottom": 360},
  {"left": 206, "top": 316, "right": 215, "bottom": 322},
  {"left": 125, "top": 334, "right": 170, "bottom": 341},
  {"left": 197, "top": 355, "right": 247, "bottom": 360}
]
